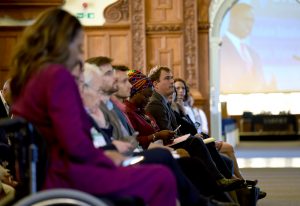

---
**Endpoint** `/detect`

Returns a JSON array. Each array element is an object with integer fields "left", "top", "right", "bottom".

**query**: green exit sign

[
  {"left": 76, "top": 13, "right": 84, "bottom": 19},
  {"left": 87, "top": 13, "right": 95, "bottom": 19}
]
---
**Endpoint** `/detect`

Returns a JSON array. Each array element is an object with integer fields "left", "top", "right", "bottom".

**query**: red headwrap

[{"left": 127, "top": 69, "right": 153, "bottom": 97}]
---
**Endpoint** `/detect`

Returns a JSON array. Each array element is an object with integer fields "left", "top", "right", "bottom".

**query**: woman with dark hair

[
  {"left": 172, "top": 78, "right": 199, "bottom": 135},
  {"left": 9, "top": 8, "right": 178, "bottom": 206},
  {"left": 173, "top": 78, "right": 258, "bottom": 183}
]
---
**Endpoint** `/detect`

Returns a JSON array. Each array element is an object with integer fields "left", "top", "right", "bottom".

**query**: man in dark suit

[
  {"left": 145, "top": 66, "right": 178, "bottom": 131},
  {"left": 220, "top": 3, "right": 276, "bottom": 93},
  {"left": 0, "top": 80, "right": 11, "bottom": 119}
]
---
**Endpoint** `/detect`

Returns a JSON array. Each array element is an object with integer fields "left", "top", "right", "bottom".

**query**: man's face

[
  {"left": 232, "top": 10, "right": 254, "bottom": 39},
  {"left": 98, "top": 64, "right": 118, "bottom": 95},
  {"left": 154, "top": 70, "right": 174, "bottom": 98},
  {"left": 114, "top": 70, "right": 132, "bottom": 100},
  {"left": 82, "top": 71, "right": 103, "bottom": 109}
]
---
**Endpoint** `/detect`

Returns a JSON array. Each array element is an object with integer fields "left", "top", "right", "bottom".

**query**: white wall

[{"left": 62, "top": 0, "right": 116, "bottom": 26}]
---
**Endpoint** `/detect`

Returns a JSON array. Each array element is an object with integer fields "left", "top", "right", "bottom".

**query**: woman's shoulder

[
  {"left": 41, "top": 64, "right": 71, "bottom": 77},
  {"left": 36, "top": 64, "right": 74, "bottom": 85}
]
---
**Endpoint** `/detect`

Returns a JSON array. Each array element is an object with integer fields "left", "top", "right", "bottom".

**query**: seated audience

[
  {"left": 145, "top": 66, "right": 235, "bottom": 179},
  {"left": 124, "top": 69, "right": 245, "bottom": 193},
  {"left": 84, "top": 57, "right": 241, "bottom": 205},
  {"left": 9, "top": 8, "right": 177, "bottom": 206},
  {"left": 172, "top": 77, "right": 265, "bottom": 198},
  {"left": 173, "top": 78, "right": 244, "bottom": 180},
  {"left": 81, "top": 62, "right": 215, "bottom": 206}
]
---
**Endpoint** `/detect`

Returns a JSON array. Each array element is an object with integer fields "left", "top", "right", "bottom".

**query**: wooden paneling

[
  {"left": 84, "top": 32, "right": 107, "bottom": 59},
  {"left": 146, "top": 34, "right": 183, "bottom": 77},
  {"left": 0, "top": 27, "right": 23, "bottom": 87},
  {"left": 0, "top": 0, "right": 64, "bottom": 20},
  {"left": 198, "top": 0, "right": 210, "bottom": 22},
  {"left": 0, "top": 26, "right": 132, "bottom": 87},
  {"left": 0, "top": 0, "right": 212, "bottom": 124},
  {"left": 109, "top": 34, "right": 131, "bottom": 66},
  {"left": 84, "top": 27, "right": 131, "bottom": 67},
  {"left": 146, "top": 0, "right": 183, "bottom": 23}
]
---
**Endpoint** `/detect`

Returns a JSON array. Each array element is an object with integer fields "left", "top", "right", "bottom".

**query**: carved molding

[
  {"left": 209, "top": 0, "right": 237, "bottom": 36},
  {"left": 146, "top": 24, "right": 182, "bottom": 33},
  {"left": 198, "top": 22, "right": 210, "bottom": 30},
  {"left": 131, "top": 0, "right": 146, "bottom": 71},
  {"left": 183, "top": 0, "right": 198, "bottom": 89},
  {"left": 209, "top": 0, "right": 224, "bottom": 26},
  {"left": 104, "top": 0, "right": 129, "bottom": 23}
]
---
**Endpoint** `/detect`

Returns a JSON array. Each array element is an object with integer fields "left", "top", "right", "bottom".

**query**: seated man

[{"left": 146, "top": 66, "right": 234, "bottom": 179}]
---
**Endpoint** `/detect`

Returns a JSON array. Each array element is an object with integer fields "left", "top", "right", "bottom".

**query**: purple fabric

[{"left": 12, "top": 64, "right": 177, "bottom": 206}]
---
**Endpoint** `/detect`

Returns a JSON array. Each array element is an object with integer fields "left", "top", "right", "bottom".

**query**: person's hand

[
  {"left": 0, "top": 166, "right": 9, "bottom": 181},
  {"left": 156, "top": 130, "right": 175, "bottom": 145},
  {"left": 0, "top": 166, "right": 17, "bottom": 187},
  {"left": 194, "top": 133, "right": 203, "bottom": 139},
  {"left": 112, "top": 140, "right": 134, "bottom": 154},
  {"left": 104, "top": 150, "right": 127, "bottom": 166}
]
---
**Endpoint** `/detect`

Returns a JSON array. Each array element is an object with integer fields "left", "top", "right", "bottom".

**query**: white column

[{"left": 209, "top": 36, "right": 222, "bottom": 139}]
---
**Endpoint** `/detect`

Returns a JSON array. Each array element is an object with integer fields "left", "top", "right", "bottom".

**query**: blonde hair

[{"left": 10, "top": 8, "right": 82, "bottom": 98}]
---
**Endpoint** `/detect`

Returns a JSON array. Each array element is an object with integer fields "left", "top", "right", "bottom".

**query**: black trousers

[
  {"left": 176, "top": 156, "right": 223, "bottom": 196},
  {"left": 171, "top": 137, "right": 232, "bottom": 180},
  {"left": 137, "top": 148, "right": 209, "bottom": 206},
  {"left": 205, "top": 142, "right": 233, "bottom": 178}
]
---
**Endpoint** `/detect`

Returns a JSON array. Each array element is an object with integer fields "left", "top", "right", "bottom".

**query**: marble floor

[{"left": 235, "top": 140, "right": 300, "bottom": 168}]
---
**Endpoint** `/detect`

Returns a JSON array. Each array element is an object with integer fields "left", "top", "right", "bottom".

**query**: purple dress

[{"left": 12, "top": 64, "right": 177, "bottom": 206}]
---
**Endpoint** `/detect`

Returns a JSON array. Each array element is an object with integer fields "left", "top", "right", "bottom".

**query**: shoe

[
  {"left": 209, "top": 199, "right": 240, "bottom": 206},
  {"left": 216, "top": 178, "right": 246, "bottom": 191},
  {"left": 258, "top": 191, "right": 267, "bottom": 199}
]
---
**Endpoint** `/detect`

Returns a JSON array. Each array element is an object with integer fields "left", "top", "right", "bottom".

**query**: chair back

[{"left": 0, "top": 117, "right": 48, "bottom": 201}]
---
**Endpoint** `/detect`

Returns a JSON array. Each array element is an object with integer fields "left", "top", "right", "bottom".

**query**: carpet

[{"left": 240, "top": 168, "right": 300, "bottom": 206}]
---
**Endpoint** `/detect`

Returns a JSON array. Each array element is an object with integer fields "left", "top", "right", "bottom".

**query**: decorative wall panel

[
  {"left": 146, "top": 35, "right": 182, "bottom": 77},
  {"left": 146, "top": 0, "right": 182, "bottom": 23},
  {"left": 104, "top": 0, "right": 129, "bottom": 24},
  {"left": 84, "top": 27, "right": 131, "bottom": 67},
  {"left": 131, "top": 0, "right": 146, "bottom": 71}
]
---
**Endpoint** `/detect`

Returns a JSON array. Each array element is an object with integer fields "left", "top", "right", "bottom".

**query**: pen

[{"left": 173, "top": 125, "right": 181, "bottom": 133}]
